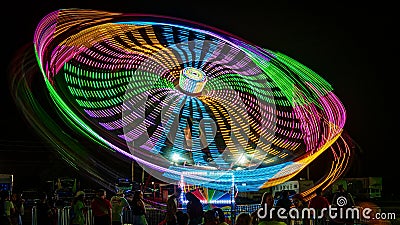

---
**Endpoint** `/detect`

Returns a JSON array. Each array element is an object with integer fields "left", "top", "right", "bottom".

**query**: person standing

[
  {"left": 203, "top": 209, "right": 219, "bottom": 225},
  {"left": 132, "top": 190, "right": 147, "bottom": 225},
  {"left": 10, "top": 192, "right": 24, "bottom": 225},
  {"left": 167, "top": 187, "right": 182, "bottom": 212},
  {"left": 213, "top": 207, "right": 228, "bottom": 225},
  {"left": 110, "top": 190, "right": 131, "bottom": 225},
  {"left": 251, "top": 192, "right": 275, "bottom": 225},
  {"left": 308, "top": 188, "right": 330, "bottom": 209},
  {"left": 71, "top": 191, "right": 87, "bottom": 225},
  {"left": 255, "top": 192, "right": 287, "bottom": 225},
  {"left": 185, "top": 192, "right": 203, "bottom": 225},
  {"left": 176, "top": 211, "right": 190, "bottom": 225},
  {"left": 235, "top": 212, "right": 252, "bottom": 225},
  {"left": 290, "top": 194, "right": 308, "bottom": 225},
  {"left": 308, "top": 188, "right": 330, "bottom": 225},
  {"left": 35, "top": 192, "right": 53, "bottom": 225},
  {"left": 165, "top": 187, "right": 182, "bottom": 225},
  {"left": 275, "top": 190, "right": 292, "bottom": 211},
  {"left": 91, "top": 189, "right": 112, "bottom": 225},
  {"left": 332, "top": 184, "right": 355, "bottom": 208},
  {"left": 1, "top": 190, "right": 15, "bottom": 225},
  {"left": 331, "top": 184, "right": 355, "bottom": 225}
]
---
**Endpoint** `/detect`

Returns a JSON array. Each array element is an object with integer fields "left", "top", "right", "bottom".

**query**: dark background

[{"left": 1, "top": 1, "right": 398, "bottom": 195}]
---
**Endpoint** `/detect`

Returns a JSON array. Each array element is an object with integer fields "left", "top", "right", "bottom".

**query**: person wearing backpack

[{"left": 71, "top": 191, "right": 87, "bottom": 225}]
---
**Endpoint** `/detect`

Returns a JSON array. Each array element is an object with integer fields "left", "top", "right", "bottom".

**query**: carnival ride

[{"left": 9, "top": 9, "right": 357, "bottom": 201}]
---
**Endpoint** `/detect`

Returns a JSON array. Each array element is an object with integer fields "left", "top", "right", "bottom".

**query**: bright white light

[
  {"left": 172, "top": 153, "right": 181, "bottom": 162},
  {"left": 238, "top": 154, "right": 248, "bottom": 165}
]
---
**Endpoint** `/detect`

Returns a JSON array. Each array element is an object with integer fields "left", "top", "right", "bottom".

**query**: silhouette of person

[
  {"left": 213, "top": 207, "right": 228, "bottom": 225},
  {"left": 177, "top": 211, "right": 190, "bottom": 225},
  {"left": 10, "top": 192, "right": 24, "bottom": 225},
  {"left": 235, "top": 212, "right": 252, "bottom": 225},
  {"left": 290, "top": 194, "right": 308, "bottom": 225},
  {"left": 91, "top": 189, "right": 112, "bottom": 225},
  {"left": 309, "top": 188, "right": 330, "bottom": 209},
  {"left": 308, "top": 187, "right": 330, "bottom": 225},
  {"left": 255, "top": 192, "right": 288, "bottom": 225},
  {"left": 253, "top": 191, "right": 289, "bottom": 225},
  {"left": 0, "top": 190, "right": 15, "bottom": 225},
  {"left": 185, "top": 192, "right": 203, "bottom": 225},
  {"left": 203, "top": 209, "right": 219, "bottom": 225},
  {"left": 35, "top": 192, "right": 53, "bottom": 225},
  {"left": 331, "top": 184, "right": 355, "bottom": 225},
  {"left": 275, "top": 190, "right": 292, "bottom": 212},
  {"left": 132, "top": 190, "right": 147, "bottom": 225},
  {"left": 110, "top": 190, "right": 130, "bottom": 225},
  {"left": 165, "top": 187, "right": 182, "bottom": 225},
  {"left": 251, "top": 192, "right": 275, "bottom": 225},
  {"left": 332, "top": 184, "right": 355, "bottom": 208},
  {"left": 71, "top": 191, "right": 87, "bottom": 225}
]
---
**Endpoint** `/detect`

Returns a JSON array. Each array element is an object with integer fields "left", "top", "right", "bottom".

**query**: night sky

[{"left": 1, "top": 1, "right": 397, "bottom": 194}]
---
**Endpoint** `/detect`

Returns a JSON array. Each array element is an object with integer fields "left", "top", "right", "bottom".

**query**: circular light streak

[{"left": 25, "top": 9, "right": 356, "bottom": 193}]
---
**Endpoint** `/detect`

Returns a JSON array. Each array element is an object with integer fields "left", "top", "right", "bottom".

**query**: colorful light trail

[{"left": 10, "top": 9, "right": 356, "bottom": 195}]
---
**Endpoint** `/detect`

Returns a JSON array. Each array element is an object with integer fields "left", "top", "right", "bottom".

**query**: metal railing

[
  {"left": 31, "top": 206, "right": 93, "bottom": 225},
  {"left": 124, "top": 208, "right": 166, "bottom": 225},
  {"left": 31, "top": 206, "right": 166, "bottom": 225},
  {"left": 30, "top": 203, "right": 393, "bottom": 225}
]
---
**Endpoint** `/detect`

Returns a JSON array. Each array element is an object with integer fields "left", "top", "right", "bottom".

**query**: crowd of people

[
  {"left": 0, "top": 189, "right": 25, "bottom": 225},
  {"left": 74, "top": 188, "right": 146, "bottom": 225},
  {"left": 157, "top": 184, "right": 356, "bottom": 225},
  {"left": 250, "top": 185, "right": 356, "bottom": 225},
  {"left": 1, "top": 184, "right": 357, "bottom": 225},
  {"left": 160, "top": 187, "right": 231, "bottom": 225}
]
